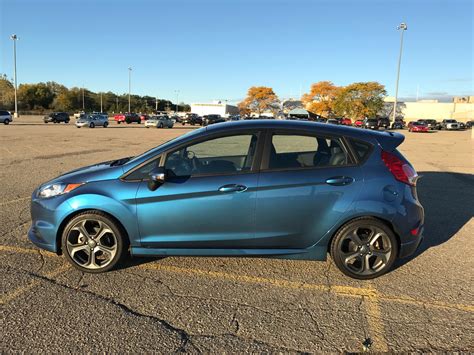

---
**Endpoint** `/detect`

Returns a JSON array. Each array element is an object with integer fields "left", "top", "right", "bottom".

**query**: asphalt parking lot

[{"left": 1, "top": 116, "right": 473, "bottom": 352}]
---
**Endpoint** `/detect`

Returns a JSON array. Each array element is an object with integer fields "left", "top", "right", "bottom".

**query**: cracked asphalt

[{"left": 1, "top": 117, "right": 473, "bottom": 352}]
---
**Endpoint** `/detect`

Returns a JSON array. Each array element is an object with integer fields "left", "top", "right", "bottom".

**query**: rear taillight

[{"left": 381, "top": 151, "right": 418, "bottom": 186}]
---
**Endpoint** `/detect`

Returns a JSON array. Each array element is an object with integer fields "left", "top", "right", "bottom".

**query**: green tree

[
  {"left": 0, "top": 74, "right": 15, "bottom": 110},
  {"left": 18, "top": 82, "right": 55, "bottom": 110}
]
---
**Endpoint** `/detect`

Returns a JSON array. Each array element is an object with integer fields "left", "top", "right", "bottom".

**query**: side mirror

[{"left": 147, "top": 167, "right": 166, "bottom": 191}]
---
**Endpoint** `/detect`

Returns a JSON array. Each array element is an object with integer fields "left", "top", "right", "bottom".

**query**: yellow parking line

[
  {"left": 0, "top": 263, "right": 70, "bottom": 305},
  {"left": 363, "top": 286, "right": 389, "bottom": 352},
  {"left": 140, "top": 263, "right": 474, "bottom": 313},
  {"left": 0, "top": 196, "right": 30, "bottom": 206}
]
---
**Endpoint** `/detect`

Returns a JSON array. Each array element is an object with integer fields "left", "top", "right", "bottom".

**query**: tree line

[
  {"left": 0, "top": 75, "right": 189, "bottom": 113},
  {"left": 239, "top": 81, "right": 387, "bottom": 120}
]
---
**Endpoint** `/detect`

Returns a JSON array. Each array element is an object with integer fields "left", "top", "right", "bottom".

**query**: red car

[
  {"left": 139, "top": 114, "right": 150, "bottom": 121},
  {"left": 340, "top": 118, "right": 352, "bottom": 126},
  {"left": 114, "top": 113, "right": 141, "bottom": 124},
  {"left": 354, "top": 119, "right": 364, "bottom": 127},
  {"left": 408, "top": 122, "right": 429, "bottom": 132}
]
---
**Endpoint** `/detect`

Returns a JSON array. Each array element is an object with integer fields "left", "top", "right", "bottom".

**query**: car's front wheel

[
  {"left": 4, "top": 119, "right": 10, "bottom": 125},
  {"left": 330, "top": 217, "right": 398, "bottom": 279},
  {"left": 89, "top": 122, "right": 95, "bottom": 128},
  {"left": 62, "top": 211, "right": 128, "bottom": 273}
]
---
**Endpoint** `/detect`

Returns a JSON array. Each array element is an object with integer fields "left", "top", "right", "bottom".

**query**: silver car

[
  {"left": 145, "top": 115, "right": 174, "bottom": 128},
  {"left": 0, "top": 110, "right": 13, "bottom": 125},
  {"left": 76, "top": 114, "right": 109, "bottom": 128}
]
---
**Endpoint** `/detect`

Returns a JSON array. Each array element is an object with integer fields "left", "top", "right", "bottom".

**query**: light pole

[
  {"left": 82, "top": 85, "right": 85, "bottom": 110},
  {"left": 174, "top": 90, "right": 180, "bottom": 113},
  {"left": 100, "top": 92, "right": 103, "bottom": 112},
  {"left": 155, "top": 97, "right": 158, "bottom": 111},
  {"left": 128, "top": 67, "right": 132, "bottom": 112},
  {"left": 10, "top": 34, "right": 19, "bottom": 118},
  {"left": 392, "top": 22, "right": 407, "bottom": 121},
  {"left": 116, "top": 97, "right": 119, "bottom": 112}
]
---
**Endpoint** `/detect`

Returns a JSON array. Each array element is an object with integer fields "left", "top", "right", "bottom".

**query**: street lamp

[
  {"left": 392, "top": 22, "right": 407, "bottom": 121},
  {"left": 100, "top": 92, "right": 103, "bottom": 113},
  {"left": 10, "top": 34, "right": 19, "bottom": 118},
  {"left": 174, "top": 90, "right": 180, "bottom": 113},
  {"left": 128, "top": 67, "right": 132, "bottom": 112}
]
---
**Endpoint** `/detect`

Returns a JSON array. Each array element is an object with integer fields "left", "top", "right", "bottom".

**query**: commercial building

[
  {"left": 190, "top": 101, "right": 239, "bottom": 117},
  {"left": 384, "top": 96, "right": 474, "bottom": 121}
]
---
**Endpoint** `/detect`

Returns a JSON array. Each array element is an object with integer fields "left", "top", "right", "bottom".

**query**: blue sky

[{"left": 1, "top": 0, "right": 472, "bottom": 104}]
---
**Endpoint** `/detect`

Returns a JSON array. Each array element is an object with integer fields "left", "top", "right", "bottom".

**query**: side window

[
  {"left": 268, "top": 133, "right": 349, "bottom": 170},
  {"left": 124, "top": 157, "right": 161, "bottom": 181},
  {"left": 165, "top": 134, "right": 258, "bottom": 177},
  {"left": 348, "top": 139, "right": 372, "bottom": 162}
]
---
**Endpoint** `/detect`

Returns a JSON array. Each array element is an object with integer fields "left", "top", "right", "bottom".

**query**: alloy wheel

[
  {"left": 338, "top": 225, "right": 393, "bottom": 276},
  {"left": 66, "top": 219, "right": 118, "bottom": 270}
]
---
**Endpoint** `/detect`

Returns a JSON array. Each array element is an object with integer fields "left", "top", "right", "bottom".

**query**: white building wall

[
  {"left": 384, "top": 98, "right": 474, "bottom": 121},
  {"left": 191, "top": 103, "right": 239, "bottom": 117}
]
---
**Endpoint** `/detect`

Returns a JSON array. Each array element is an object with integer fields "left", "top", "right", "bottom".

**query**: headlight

[{"left": 37, "top": 183, "right": 83, "bottom": 198}]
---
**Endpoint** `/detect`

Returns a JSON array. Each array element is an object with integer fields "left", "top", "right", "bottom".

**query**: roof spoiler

[{"left": 375, "top": 131, "right": 405, "bottom": 151}]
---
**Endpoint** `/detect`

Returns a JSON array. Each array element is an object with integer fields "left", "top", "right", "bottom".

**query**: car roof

[{"left": 205, "top": 119, "right": 398, "bottom": 141}]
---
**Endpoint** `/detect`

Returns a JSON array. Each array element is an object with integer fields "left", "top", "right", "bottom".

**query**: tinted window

[
  {"left": 165, "top": 134, "right": 258, "bottom": 177},
  {"left": 0, "top": 111, "right": 9, "bottom": 115},
  {"left": 349, "top": 139, "right": 372, "bottom": 161},
  {"left": 268, "top": 134, "right": 349, "bottom": 169}
]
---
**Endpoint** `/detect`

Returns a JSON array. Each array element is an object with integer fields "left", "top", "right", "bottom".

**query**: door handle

[
  {"left": 325, "top": 176, "right": 354, "bottom": 186},
  {"left": 218, "top": 184, "right": 248, "bottom": 193}
]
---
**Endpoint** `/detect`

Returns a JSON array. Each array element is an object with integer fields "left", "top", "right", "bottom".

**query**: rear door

[{"left": 254, "top": 130, "right": 364, "bottom": 248}]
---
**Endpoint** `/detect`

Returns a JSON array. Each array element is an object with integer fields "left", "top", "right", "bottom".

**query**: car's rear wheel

[
  {"left": 89, "top": 122, "right": 95, "bottom": 128},
  {"left": 330, "top": 217, "right": 398, "bottom": 279},
  {"left": 158, "top": 122, "right": 163, "bottom": 128},
  {"left": 62, "top": 211, "right": 128, "bottom": 273},
  {"left": 103, "top": 122, "right": 108, "bottom": 128}
]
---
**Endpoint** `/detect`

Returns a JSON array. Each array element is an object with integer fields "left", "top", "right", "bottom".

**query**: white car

[
  {"left": 441, "top": 119, "right": 460, "bottom": 130},
  {"left": 145, "top": 115, "right": 174, "bottom": 128},
  {"left": 0, "top": 110, "right": 12, "bottom": 125}
]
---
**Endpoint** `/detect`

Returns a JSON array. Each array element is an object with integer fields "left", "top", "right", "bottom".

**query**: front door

[{"left": 135, "top": 131, "right": 262, "bottom": 248}]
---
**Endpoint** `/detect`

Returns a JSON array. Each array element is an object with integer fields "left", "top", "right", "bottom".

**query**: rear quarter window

[{"left": 348, "top": 139, "right": 372, "bottom": 163}]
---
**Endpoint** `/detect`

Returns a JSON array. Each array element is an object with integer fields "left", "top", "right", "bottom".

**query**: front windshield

[{"left": 126, "top": 127, "right": 206, "bottom": 165}]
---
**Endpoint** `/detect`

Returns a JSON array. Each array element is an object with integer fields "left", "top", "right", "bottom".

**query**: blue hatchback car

[{"left": 29, "top": 120, "right": 424, "bottom": 279}]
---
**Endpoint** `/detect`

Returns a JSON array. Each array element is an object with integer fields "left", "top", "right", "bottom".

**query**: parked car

[
  {"left": 76, "top": 114, "right": 109, "bottom": 128},
  {"left": 139, "top": 114, "right": 150, "bottom": 122},
  {"left": 44, "top": 112, "right": 70, "bottom": 124},
  {"left": 144, "top": 115, "right": 174, "bottom": 129},
  {"left": 114, "top": 113, "right": 141, "bottom": 124},
  {"left": 326, "top": 119, "right": 339, "bottom": 125},
  {"left": 378, "top": 117, "right": 390, "bottom": 130},
  {"left": 202, "top": 114, "right": 226, "bottom": 126},
  {"left": 465, "top": 120, "right": 474, "bottom": 129},
  {"left": 440, "top": 119, "right": 460, "bottom": 130},
  {"left": 363, "top": 118, "right": 379, "bottom": 130},
  {"left": 28, "top": 120, "right": 424, "bottom": 279},
  {"left": 73, "top": 111, "right": 85, "bottom": 119},
  {"left": 0, "top": 110, "right": 12, "bottom": 125},
  {"left": 390, "top": 118, "right": 405, "bottom": 130},
  {"left": 458, "top": 122, "right": 466, "bottom": 130},
  {"left": 339, "top": 118, "right": 352, "bottom": 126},
  {"left": 181, "top": 113, "right": 203, "bottom": 126},
  {"left": 408, "top": 122, "right": 429, "bottom": 133},
  {"left": 417, "top": 119, "right": 440, "bottom": 130},
  {"left": 354, "top": 119, "right": 364, "bottom": 128}
]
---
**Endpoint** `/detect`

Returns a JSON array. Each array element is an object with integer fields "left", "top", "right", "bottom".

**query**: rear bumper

[{"left": 398, "top": 225, "right": 424, "bottom": 258}]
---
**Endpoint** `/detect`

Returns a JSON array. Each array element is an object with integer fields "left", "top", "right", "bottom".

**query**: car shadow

[{"left": 394, "top": 170, "right": 474, "bottom": 269}]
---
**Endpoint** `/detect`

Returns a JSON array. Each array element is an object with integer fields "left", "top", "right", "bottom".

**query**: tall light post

[
  {"left": 392, "top": 22, "right": 407, "bottom": 121},
  {"left": 10, "top": 34, "right": 19, "bottom": 118},
  {"left": 174, "top": 90, "right": 180, "bottom": 113},
  {"left": 155, "top": 97, "right": 158, "bottom": 111},
  {"left": 128, "top": 67, "right": 132, "bottom": 112},
  {"left": 100, "top": 92, "right": 103, "bottom": 112},
  {"left": 82, "top": 85, "right": 85, "bottom": 110}
]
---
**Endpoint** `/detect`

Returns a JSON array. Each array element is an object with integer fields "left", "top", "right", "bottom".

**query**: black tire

[
  {"left": 103, "top": 122, "right": 108, "bottom": 128},
  {"left": 117, "top": 121, "right": 121, "bottom": 124},
  {"left": 158, "top": 122, "right": 164, "bottom": 128},
  {"left": 65, "top": 120, "right": 70, "bottom": 124},
  {"left": 4, "top": 119, "right": 10, "bottom": 125},
  {"left": 330, "top": 217, "right": 398, "bottom": 280},
  {"left": 61, "top": 211, "right": 128, "bottom": 273},
  {"left": 89, "top": 122, "right": 95, "bottom": 128}
]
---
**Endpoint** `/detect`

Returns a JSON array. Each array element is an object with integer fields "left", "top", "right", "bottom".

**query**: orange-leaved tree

[
  {"left": 239, "top": 86, "right": 280, "bottom": 115},
  {"left": 301, "top": 81, "right": 339, "bottom": 117},
  {"left": 333, "top": 82, "right": 386, "bottom": 120}
]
